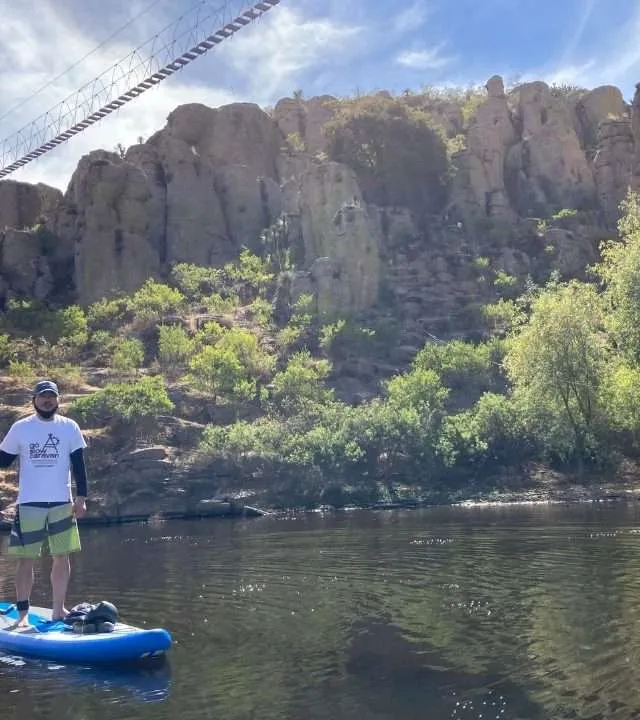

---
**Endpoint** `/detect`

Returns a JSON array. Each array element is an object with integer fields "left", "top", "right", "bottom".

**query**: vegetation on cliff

[{"left": 0, "top": 192, "right": 639, "bottom": 511}]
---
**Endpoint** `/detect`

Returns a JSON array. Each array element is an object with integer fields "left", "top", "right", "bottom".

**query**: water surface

[{"left": 3, "top": 502, "right": 640, "bottom": 719}]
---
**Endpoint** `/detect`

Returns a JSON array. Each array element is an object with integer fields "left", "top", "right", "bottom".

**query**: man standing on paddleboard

[{"left": 0, "top": 380, "right": 88, "bottom": 628}]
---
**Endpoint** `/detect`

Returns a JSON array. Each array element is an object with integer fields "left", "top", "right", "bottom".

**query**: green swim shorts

[{"left": 8, "top": 503, "right": 81, "bottom": 558}]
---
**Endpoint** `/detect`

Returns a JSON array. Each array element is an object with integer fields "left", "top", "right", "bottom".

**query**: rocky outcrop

[
  {"left": 274, "top": 95, "right": 337, "bottom": 155},
  {"left": 506, "top": 82, "right": 597, "bottom": 215},
  {"left": 56, "top": 151, "right": 163, "bottom": 305},
  {"left": 594, "top": 119, "right": 635, "bottom": 225},
  {"left": 0, "top": 76, "right": 637, "bottom": 323},
  {"left": 574, "top": 85, "right": 627, "bottom": 149},
  {"left": 633, "top": 84, "right": 640, "bottom": 185},
  {"left": 544, "top": 227, "right": 598, "bottom": 278},
  {"left": 48, "top": 102, "right": 379, "bottom": 314},
  {"left": 57, "top": 103, "right": 286, "bottom": 304},
  {"left": 1, "top": 229, "right": 54, "bottom": 300},
  {"left": 0, "top": 180, "right": 62, "bottom": 230},
  {"left": 451, "top": 75, "right": 517, "bottom": 222},
  {"left": 283, "top": 159, "right": 381, "bottom": 315},
  {"left": 0, "top": 180, "right": 62, "bottom": 231}
]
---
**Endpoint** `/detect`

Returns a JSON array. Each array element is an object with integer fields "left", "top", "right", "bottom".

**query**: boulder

[
  {"left": 160, "top": 102, "right": 284, "bottom": 261},
  {"left": 214, "top": 165, "right": 282, "bottom": 252},
  {"left": 273, "top": 98, "right": 306, "bottom": 143},
  {"left": 181, "top": 102, "right": 282, "bottom": 180}
]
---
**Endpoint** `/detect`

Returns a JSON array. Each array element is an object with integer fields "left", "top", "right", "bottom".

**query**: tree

[
  {"left": 413, "top": 339, "right": 504, "bottom": 410},
  {"left": 111, "top": 338, "right": 145, "bottom": 377},
  {"left": 325, "top": 95, "right": 449, "bottom": 216},
  {"left": 601, "top": 362, "right": 640, "bottom": 448},
  {"left": 158, "top": 324, "right": 194, "bottom": 374},
  {"left": 504, "top": 281, "right": 609, "bottom": 469},
  {"left": 69, "top": 376, "right": 174, "bottom": 439},
  {"left": 594, "top": 192, "right": 640, "bottom": 362},
  {"left": 188, "top": 345, "right": 246, "bottom": 403},
  {"left": 270, "top": 351, "right": 333, "bottom": 413},
  {"left": 127, "top": 279, "right": 185, "bottom": 323}
]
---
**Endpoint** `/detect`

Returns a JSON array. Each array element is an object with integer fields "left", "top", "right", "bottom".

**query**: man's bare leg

[
  {"left": 51, "top": 554, "right": 71, "bottom": 621},
  {"left": 14, "top": 558, "right": 35, "bottom": 627},
  {"left": 51, "top": 553, "right": 71, "bottom": 620}
]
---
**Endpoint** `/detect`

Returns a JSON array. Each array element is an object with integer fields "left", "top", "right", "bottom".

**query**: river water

[{"left": 2, "top": 502, "right": 640, "bottom": 719}]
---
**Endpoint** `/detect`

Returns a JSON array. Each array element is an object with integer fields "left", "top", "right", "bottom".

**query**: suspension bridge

[{"left": 0, "top": 0, "right": 283, "bottom": 179}]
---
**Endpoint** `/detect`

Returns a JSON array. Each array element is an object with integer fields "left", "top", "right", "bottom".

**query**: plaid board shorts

[{"left": 8, "top": 503, "right": 81, "bottom": 558}]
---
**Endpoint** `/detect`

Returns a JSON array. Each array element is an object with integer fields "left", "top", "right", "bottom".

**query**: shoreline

[{"left": 3, "top": 483, "right": 639, "bottom": 533}]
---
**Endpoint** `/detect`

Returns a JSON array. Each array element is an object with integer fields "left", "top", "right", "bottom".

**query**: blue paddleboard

[{"left": 0, "top": 602, "right": 172, "bottom": 664}]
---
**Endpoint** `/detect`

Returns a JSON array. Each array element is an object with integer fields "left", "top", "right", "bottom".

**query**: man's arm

[
  {"left": 70, "top": 448, "right": 88, "bottom": 519},
  {"left": 70, "top": 448, "right": 88, "bottom": 498},
  {"left": 0, "top": 451, "right": 17, "bottom": 517},
  {"left": 0, "top": 450, "right": 17, "bottom": 468}
]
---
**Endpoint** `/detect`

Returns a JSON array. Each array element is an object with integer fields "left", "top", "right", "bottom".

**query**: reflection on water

[
  {"left": 0, "top": 653, "right": 171, "bottom": 704},
  {"left": 2, "top": 502, "right": 640, "bottom": 719}
]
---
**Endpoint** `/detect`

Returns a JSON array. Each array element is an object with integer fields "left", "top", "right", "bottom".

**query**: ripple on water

[{"left": 2, "top": 506, "right": 640, "bottom": 719}]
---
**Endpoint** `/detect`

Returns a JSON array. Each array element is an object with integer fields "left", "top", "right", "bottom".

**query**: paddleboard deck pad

[{"left": 0, "top": 602, "right": 171, "bottom": 664}]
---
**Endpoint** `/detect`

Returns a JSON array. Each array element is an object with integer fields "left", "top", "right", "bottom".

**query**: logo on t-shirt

[{"left": 28, "top": 433, "right": 60, "bottom": 467}]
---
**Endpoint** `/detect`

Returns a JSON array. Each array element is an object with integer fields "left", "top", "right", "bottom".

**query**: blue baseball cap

[{"left": 33, "top": 380, "right": 59, "bottom": 396}]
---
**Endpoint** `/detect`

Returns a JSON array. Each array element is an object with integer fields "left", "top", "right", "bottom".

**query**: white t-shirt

[{"left": 0, "top": 414, "right": 87, "bottom": 504}]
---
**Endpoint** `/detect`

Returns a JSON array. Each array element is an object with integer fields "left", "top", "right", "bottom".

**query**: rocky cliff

[{"left": 0, "top": 76, "right": 638, "bottom": 340}]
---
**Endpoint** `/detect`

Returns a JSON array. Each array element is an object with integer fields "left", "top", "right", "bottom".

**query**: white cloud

[
  {"left": 0, "top": 1, "right": 243, "bottom": 191},
  {"left": 393, "top": 1, "right": 429, "bottom": 34},
  {"left": 218, "top": 6, "right": 365, "bottom": 102},
  {"left": 396, "top": 46, "right": 452, "bottom": 71},
  {"left": 0, "top": 3, "right": 367, "bottom": 190},
  {"left": 9, "top": 83, "right": 238, "bottom": 191}
]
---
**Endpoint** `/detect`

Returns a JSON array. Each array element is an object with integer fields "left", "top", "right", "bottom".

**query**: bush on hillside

[{"left": 325, "top": 95, "right": 449, "bottom": 217}]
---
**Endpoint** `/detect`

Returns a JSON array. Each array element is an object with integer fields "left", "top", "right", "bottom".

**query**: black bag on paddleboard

[{"left": 63, "top": 600, "right": 119, "bottom": 634}]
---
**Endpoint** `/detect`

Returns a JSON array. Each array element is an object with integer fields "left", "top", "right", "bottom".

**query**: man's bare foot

[
  {"left": 52, "top": 607, "right": 69, "bottom": 622},
  {"left": 7, "top": 616, "right": 32, "bottom": 631}
]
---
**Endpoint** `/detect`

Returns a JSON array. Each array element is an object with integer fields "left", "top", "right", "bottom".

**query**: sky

[{"left": 0, "top": 0, "right": 638, "bottom": 192}]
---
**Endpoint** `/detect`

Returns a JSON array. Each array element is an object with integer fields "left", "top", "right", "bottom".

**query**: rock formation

[
  {"left": 452, "top": 75, "right": 518, "bottom": 222},
  {"left": 0, "top": 77, "right": 637, "bottom": 329}
]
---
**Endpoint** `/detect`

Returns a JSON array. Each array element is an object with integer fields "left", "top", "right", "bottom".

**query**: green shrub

[
  {"left": 0, "top": 334, "right": 13, "bottom": 367},
  {"left": 325, "top": 94, "right": 449, "bottom": 216},
  {"left": 158, "top": 325, "right": 194, "bottom": 371},
  {"left": 246, "top": 297, "right": 273, "bottom": 327},
  {"left": 270, "top": 351, "right": 333, "bottom": 412},
  {"left": 110, "top": 338, "right": 145, "bottom": 376},
  {"left": 187, "top": 345, "right": 246, "bottom": 402},
  {"left": 224, "top": 249, "right": 274, "bottom": 301},
  {"left": 170, "top": 263, "right": 225, "bottom": 301},
  {"left": 69, "top": 376, "right": 174, "bottom": 429},
  {"left": 127, "top": 279, "right": 185, "bottom": 322},
  {"left": 56, "top": 306, "right": 88, "bottom": 348},
  {"left": 87, "top": 297, "right": 128, "bottom": 332},
  {"left": 89, "top": 331, "right": 118, "bottom": 364},
  {"left": 8, "top": 360, "right": 35, "bottom": 383},
  {"left": 202, "top": 293, "right": 239, "bottom": 315},
  {"left": 195, "top": 321, "right": 227, "bottom": 349}
]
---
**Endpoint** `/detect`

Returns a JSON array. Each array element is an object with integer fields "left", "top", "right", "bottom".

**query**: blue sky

[{"left": 0, "top": 0, "right": 638, "bottom": 190}]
